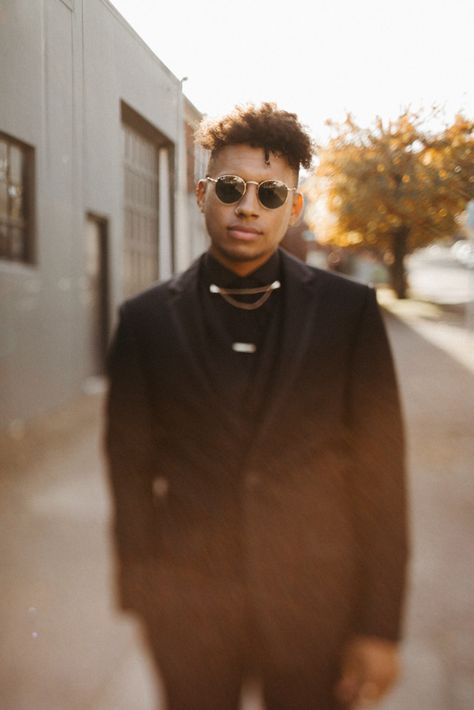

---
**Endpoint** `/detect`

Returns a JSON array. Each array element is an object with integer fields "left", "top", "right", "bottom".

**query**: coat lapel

[
  {"left": 166, "top": 256, "right": 219, "bottom": 408},
  {"left": 255, "top": 251, "right": 324, "bottom": 441}
]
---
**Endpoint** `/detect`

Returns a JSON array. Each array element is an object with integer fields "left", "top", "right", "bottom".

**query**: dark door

[{"left": 84, "top": 214, "right": 108, "bottom": 376}]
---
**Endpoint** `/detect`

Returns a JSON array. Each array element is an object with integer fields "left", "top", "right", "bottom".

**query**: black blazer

[{"left": 105, "top": 249, "right": 408, "bottom": 661}]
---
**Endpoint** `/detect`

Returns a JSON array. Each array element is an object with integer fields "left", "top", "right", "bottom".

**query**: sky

[{"left": 109, "top": 0, "right": 473, "bottom": 143}]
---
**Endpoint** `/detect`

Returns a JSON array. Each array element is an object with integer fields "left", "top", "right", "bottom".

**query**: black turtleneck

[
  {"left": 200, "top": 249, "right": 281, "bottom": 350},
  {"left": 198, "top": 248, "right": 283, "bottom": 432}
]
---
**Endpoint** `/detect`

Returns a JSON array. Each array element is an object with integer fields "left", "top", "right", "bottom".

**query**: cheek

[
  {"left": 269, "top": 208, "right": 293, "bottom": 237},
  {"left": 204, "top": 203, "right": 227, "bottom": 235}
]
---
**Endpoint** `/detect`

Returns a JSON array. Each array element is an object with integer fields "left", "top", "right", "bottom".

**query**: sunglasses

[{"left": 206, "top": 175, "right": 298, "bottom": 210}]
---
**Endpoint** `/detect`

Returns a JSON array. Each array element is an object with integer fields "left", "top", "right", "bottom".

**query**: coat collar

[
  {"left": 166, "top": 249, "right": 323, "bottom": 436},
  {"left": 166, "top": 255, "right": 218, "bottom": 407},
  {"left": 168, "top": 248, "right": 316, "bottom": 295},
  {"left": 256, "top": 250, "right": 322, "bottom": 440},
  {"left": 168, "top": 254, "right": 202, "bottom": 295}
]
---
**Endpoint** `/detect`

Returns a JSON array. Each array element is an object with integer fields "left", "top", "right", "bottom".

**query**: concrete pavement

[
  {"left": 377, "top": 294, "right": 474, "bottom": 710},
  {"left": 1, "top": 297, "right": 473, "bottom": 710},
  {"left": 0, "top": 392, "right": 162, "bottom": 709}
]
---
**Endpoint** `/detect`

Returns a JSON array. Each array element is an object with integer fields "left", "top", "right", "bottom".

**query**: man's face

[{"left": 196, "top": 144, "right": 304, "bottom": 275}]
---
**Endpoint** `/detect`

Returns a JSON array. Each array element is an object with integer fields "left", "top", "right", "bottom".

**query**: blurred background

[{"left": 0, "top": 0, "right": 473, "bottom": 708}]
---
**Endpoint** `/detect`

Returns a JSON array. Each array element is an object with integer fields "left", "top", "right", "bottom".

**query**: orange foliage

[{"left": 305, "top": 111, "right": 474, "bottom": 252}]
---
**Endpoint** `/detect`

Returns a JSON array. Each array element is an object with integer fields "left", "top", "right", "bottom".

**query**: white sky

[{"left": 109, "top": 0, "right": 473, "bottom": 143}]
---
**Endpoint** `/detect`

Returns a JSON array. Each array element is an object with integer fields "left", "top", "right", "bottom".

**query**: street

[
  {"left": 408, "top": 244, "right": 474, "bottom": 308},
  {"left": 0, "top": 276, "right": 473, "bottom": 709}
]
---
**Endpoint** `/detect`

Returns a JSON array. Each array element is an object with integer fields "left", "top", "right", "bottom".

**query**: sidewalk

[
  {"left": 1, "top": 300, "right": 473, "bottom": 710},
  {"left": 0, "top": 392, "right": 162, "bottom": 709},
  {"left": 377, "top": 295, "right": 474, "bottom": 710}
]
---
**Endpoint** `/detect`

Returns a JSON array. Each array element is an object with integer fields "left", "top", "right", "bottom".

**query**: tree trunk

[{"left": 390, "top": 227, "right": 409, "bottom": 299}]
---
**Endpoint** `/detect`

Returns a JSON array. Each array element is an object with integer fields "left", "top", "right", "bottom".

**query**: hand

[{"left": 334, "top": 635, "right": 400, "bottom": 708}]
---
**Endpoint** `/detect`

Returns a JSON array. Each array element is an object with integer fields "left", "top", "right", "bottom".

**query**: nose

[{"left": 235, "top": 183, "right": 259, "bottom": 217}]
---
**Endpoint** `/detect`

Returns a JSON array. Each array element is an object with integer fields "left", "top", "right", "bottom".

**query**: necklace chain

[{"left": 209, "top": 280, "right": 281, "bottom": 311}]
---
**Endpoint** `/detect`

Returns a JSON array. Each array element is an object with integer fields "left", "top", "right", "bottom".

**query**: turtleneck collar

[{"left": 202, "top": 249, "right": 281, "bottom": 288}]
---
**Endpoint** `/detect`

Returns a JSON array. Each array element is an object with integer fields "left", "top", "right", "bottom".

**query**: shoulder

[
  {"left": 119, "top": 256, "right": 202, "bottom": 320},
  {"left": 120, "top": 280, "right": 171, "bottom": 318}
]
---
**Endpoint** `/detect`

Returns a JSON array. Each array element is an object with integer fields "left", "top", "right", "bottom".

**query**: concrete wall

[{"left": 0, "top": 0, "right": 198, "bottom": 428}]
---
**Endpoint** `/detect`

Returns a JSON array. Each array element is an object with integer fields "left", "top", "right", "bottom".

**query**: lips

[{"left": 227, "top": 224, "right": 262, "bottom": 241}]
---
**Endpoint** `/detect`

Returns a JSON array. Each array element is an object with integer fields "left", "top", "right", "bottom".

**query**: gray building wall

[{"left": 0, "top": 0, "right": 199, "bottom": 428}]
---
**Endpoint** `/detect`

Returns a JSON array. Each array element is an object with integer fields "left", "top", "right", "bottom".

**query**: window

[
  {"left": 121, "top": 103, "right": 173, "bottom": 298},
  {"left": 122, "top": 124, "right": 160, "bottom": 298},
  {"left": 0, "top": 132, "right": 35, "bottom": 264}
]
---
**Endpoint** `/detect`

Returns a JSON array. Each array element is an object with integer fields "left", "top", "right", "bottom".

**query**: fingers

[
  {"left": 335, "top": 675, "right": 384, "bottom": 708},
  {"left": 355, "top": 680, "right": 383, "bottom": 706},
  {"left": 334, "top": 636, "right": 400, "bottom": 708},
  {"left": 334, "top": 669, "right": 360, "bottom": 706}
]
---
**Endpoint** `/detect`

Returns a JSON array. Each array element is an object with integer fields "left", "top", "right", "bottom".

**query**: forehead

[{"left": 209, "top": 144, "right": 296, "bottom": 183}]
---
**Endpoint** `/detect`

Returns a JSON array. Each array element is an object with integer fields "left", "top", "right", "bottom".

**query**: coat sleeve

[
  {"left": 347, "top": 287, "right": 409, "bottom": 642},
  {"left": 104, "top": 303, "right": 158, "bottom": 613}
]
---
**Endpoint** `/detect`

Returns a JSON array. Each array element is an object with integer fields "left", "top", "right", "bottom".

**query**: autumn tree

[{"left": 305, "top": 111, "right": 474, "bottom": 297}]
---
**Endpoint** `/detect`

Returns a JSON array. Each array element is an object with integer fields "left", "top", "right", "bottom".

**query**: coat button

[
  {"left": 244, "top": 472, "right": 261, "bottom": 491},
  {"left": 152, "top": 476, "right": 169, "bottom": 500}
]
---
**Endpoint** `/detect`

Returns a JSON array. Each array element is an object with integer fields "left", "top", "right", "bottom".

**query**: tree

[{"left": 305, "top": 111, "right": 474, "bottom": 297}]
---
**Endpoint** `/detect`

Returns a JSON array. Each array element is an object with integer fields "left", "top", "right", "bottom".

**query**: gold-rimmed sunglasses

[{"left": 206, "top": 175, "right": 298, "bottom": 210}]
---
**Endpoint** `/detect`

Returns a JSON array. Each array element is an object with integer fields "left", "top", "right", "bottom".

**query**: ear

[
  {"left": 195, "top": 179, "right": 207, "bottom": 213},
  {"left": 288, "top": 191, "right": 304, "bottom": 226}
]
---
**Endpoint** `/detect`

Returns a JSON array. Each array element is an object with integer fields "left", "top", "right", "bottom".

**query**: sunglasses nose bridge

[{"left": 236, "top": 180, "right": 260, "bottom": 211}]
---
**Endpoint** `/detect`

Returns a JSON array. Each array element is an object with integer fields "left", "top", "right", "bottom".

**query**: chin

[{"left": 215, "top": 242, "right": 272, "bottom": 264}]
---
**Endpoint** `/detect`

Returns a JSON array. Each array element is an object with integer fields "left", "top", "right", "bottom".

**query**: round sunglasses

[{"left": 206, "top": 175, "right": 298, "bottom": 210}]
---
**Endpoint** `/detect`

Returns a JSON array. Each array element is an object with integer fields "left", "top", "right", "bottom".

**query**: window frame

[
  {"left": 0, "top": 131, "right": 36, "bottom": 266},
  {"left": 120, "top": 102, "right": 174, "bottom": 297}
]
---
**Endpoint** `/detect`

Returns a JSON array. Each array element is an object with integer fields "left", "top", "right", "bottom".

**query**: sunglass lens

[
  {"left": 215, "top": 176, "right": 245, "bottom": 204},
  {"left": 258, "top": 181, "right": 288, "bottom": 209}
]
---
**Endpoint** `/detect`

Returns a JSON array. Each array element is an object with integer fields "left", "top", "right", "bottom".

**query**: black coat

[{"left": 105, "top": 249, "right": 408, "bottom": 667}]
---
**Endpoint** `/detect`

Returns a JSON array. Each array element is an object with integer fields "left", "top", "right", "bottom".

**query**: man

[{"left": 105, "top": 103, "right": 409, "bottom": 710}]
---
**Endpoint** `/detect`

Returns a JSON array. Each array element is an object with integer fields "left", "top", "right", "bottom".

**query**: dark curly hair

[{"left": 195, "top": 102, "right": 314, "bottom": 174}]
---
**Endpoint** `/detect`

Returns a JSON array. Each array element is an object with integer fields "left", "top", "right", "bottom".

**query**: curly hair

[{"left": 195, "top": 102, "right": 314, "bottom": 173}]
